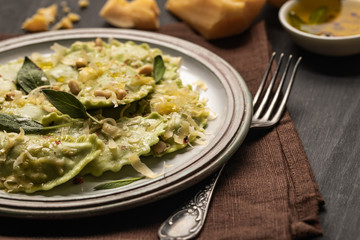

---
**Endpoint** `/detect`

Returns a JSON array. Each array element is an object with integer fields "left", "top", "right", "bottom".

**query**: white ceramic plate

[{"left": 0, "top": 29, "right": 252, "bottom": 219}]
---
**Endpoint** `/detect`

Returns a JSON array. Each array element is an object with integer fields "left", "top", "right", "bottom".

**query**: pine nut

[
  {"left": 115, "top": 89, "right": 127, "bottom": 100},
  {"left": 94, "top": 90, "right": 112, "bottom": 99},
  {"left": 95, "top": 37, "right": 103, "bottom": 47},
  {"left": 68, "top": 80, "right": 81, "bottom": 95},
  {"left": 138, "top": 65, "right": 153, "bottom": 75},
  {"left": 5, "top": 92, "right": 15, "bottom": 101},
  {"left": 75, "top": 57, "right": 88, "bottom": 68},
  {"left": 153, "top": 141, "right": 167, "bottom": 155}
]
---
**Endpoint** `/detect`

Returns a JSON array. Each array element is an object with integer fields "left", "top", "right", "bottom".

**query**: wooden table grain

[{"left": 0, "top": 1, "right": 359, "bottom": 239}]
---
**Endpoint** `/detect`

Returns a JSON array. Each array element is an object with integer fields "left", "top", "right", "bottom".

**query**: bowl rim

[{"left": 278, "top": 0, "right": 360, "bottom": 41}]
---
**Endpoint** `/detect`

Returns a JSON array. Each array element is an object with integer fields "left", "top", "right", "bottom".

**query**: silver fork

[{"left": 158, "top": 53, "right": 302, "bottom": 240}]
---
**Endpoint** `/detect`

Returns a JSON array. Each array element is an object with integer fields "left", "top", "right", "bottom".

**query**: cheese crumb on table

[
  {"left": 67, "top": 12, "right": 81, "bottom": 22},
  {"left": 52, "top": 13, "right": 81, "bottom": 30},
  {"left": 79, "top": 0, "right": 90, "bottom": 8},
  {"left": 22, "top": 4, "right": 58, "bottom": 32},
  {"left": 100, "top": 0, "right": 160, "bottom": 30},
  {"left": 61, "top": 1, "right": 71, "bottom": 13}
]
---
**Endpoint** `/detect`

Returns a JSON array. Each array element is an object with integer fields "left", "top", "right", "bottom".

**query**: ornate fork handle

[{"left": 158, "top": 166, "right": 224, "bottom": 240}]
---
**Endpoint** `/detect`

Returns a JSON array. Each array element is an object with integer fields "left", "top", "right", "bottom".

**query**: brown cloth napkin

[{"left": 0, "top": 21, "right": 324, "bottom": 240}]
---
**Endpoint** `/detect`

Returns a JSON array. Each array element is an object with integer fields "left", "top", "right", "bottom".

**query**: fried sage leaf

[
  {"left": 42, "top": 89, "right": 89, "bottom": 119},
  {"left": 94, "top": 176, "right": 145, "bottom": 190},
  {"left": 16, "top": 56, "right": 49, "bottom": 94},
  {"left": 153, "top": 55, "right": 165, "bottom": 83}
]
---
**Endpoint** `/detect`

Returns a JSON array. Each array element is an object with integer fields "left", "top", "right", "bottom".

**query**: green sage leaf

[
  {"left": 0, "top": 113, "right": 71, "bottom": 134},
  {"left": 94, "top": 176, "right": 145, "bottom": 190},
  {"left": 42, "top": 89, "right": 89, "bottom": 119},
  {"left": 309, "top": 6, "right": 328, "bottom": 24},
  {"left": 0, "top": 113, "right": 44, "bottom": 133},
  {"left": 153, "top": 55, "right": 165, "bottom": 83},
  {"left": 288, "top": 11, "right": 306, "bottom": 29},
  {"left": 16, "top": 56, "right": 49, "bottom": 94},
  {"left": 288, "top": 11, "right": 313, "bottom": 34}
]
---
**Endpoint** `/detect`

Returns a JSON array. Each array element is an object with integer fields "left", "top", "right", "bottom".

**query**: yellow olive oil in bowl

[
  {"left": 288, "top": 0, "right": 360, "bottom": 37},
  {"left": 279, "top": 0, "right": 360, "bottom": 56}
]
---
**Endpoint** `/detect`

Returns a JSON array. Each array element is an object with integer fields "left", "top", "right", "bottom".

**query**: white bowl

[{"left": 278, "top": 0, "right": 360, "bottom": 56}]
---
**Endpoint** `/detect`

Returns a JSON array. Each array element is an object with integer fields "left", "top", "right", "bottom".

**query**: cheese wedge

[{"left": 166, "top": 0, "right": 266, "bottom": 39}]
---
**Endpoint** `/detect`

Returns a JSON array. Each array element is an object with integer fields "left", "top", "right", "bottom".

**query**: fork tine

[
  {"left": 270, "top": 56, "right": 302, "bottom": 124},
  {"left": 253, "top": 53, "right": 285, "bottom": 119},
  {"left": 261, "top": 54, "right": 293, "bottom": 120},
  {"left": 252, "top": 52, "right": 276, "bottom": 107}
]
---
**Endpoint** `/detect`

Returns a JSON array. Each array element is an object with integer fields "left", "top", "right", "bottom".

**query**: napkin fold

[{"left": 0, "top": 21, "right": 324, "bottom": 240}]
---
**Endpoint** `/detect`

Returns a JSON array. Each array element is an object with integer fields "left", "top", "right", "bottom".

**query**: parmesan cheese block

[
  {"left": 166, "top": 0, "right": 266, "bottom": 39},
  {"left": 100, "top": 0, "right": 160, "bottom": 30}
]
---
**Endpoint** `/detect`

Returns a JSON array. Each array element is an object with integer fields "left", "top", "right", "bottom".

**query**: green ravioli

[
  {"left": 147, "top": 80, "right": 210, "bottom": 156},
  {"left": 0, "top": 133, "right": 103, "bottom": 193},
  {"left": 81, "top": 112, "right": 167, "bottom": 176},
  {"left": 43, "top": 39, "right": 180, "bottom": 109}
]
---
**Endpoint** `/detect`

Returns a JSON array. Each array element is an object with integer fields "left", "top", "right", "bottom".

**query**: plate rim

[{"left": 0, "top": 28, "right": 253, "bottom": 219}]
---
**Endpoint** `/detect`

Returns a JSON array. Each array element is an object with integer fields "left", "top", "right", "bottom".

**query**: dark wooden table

[{"left": 1, "top": 1, "right": 359, "bottom": 239}]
